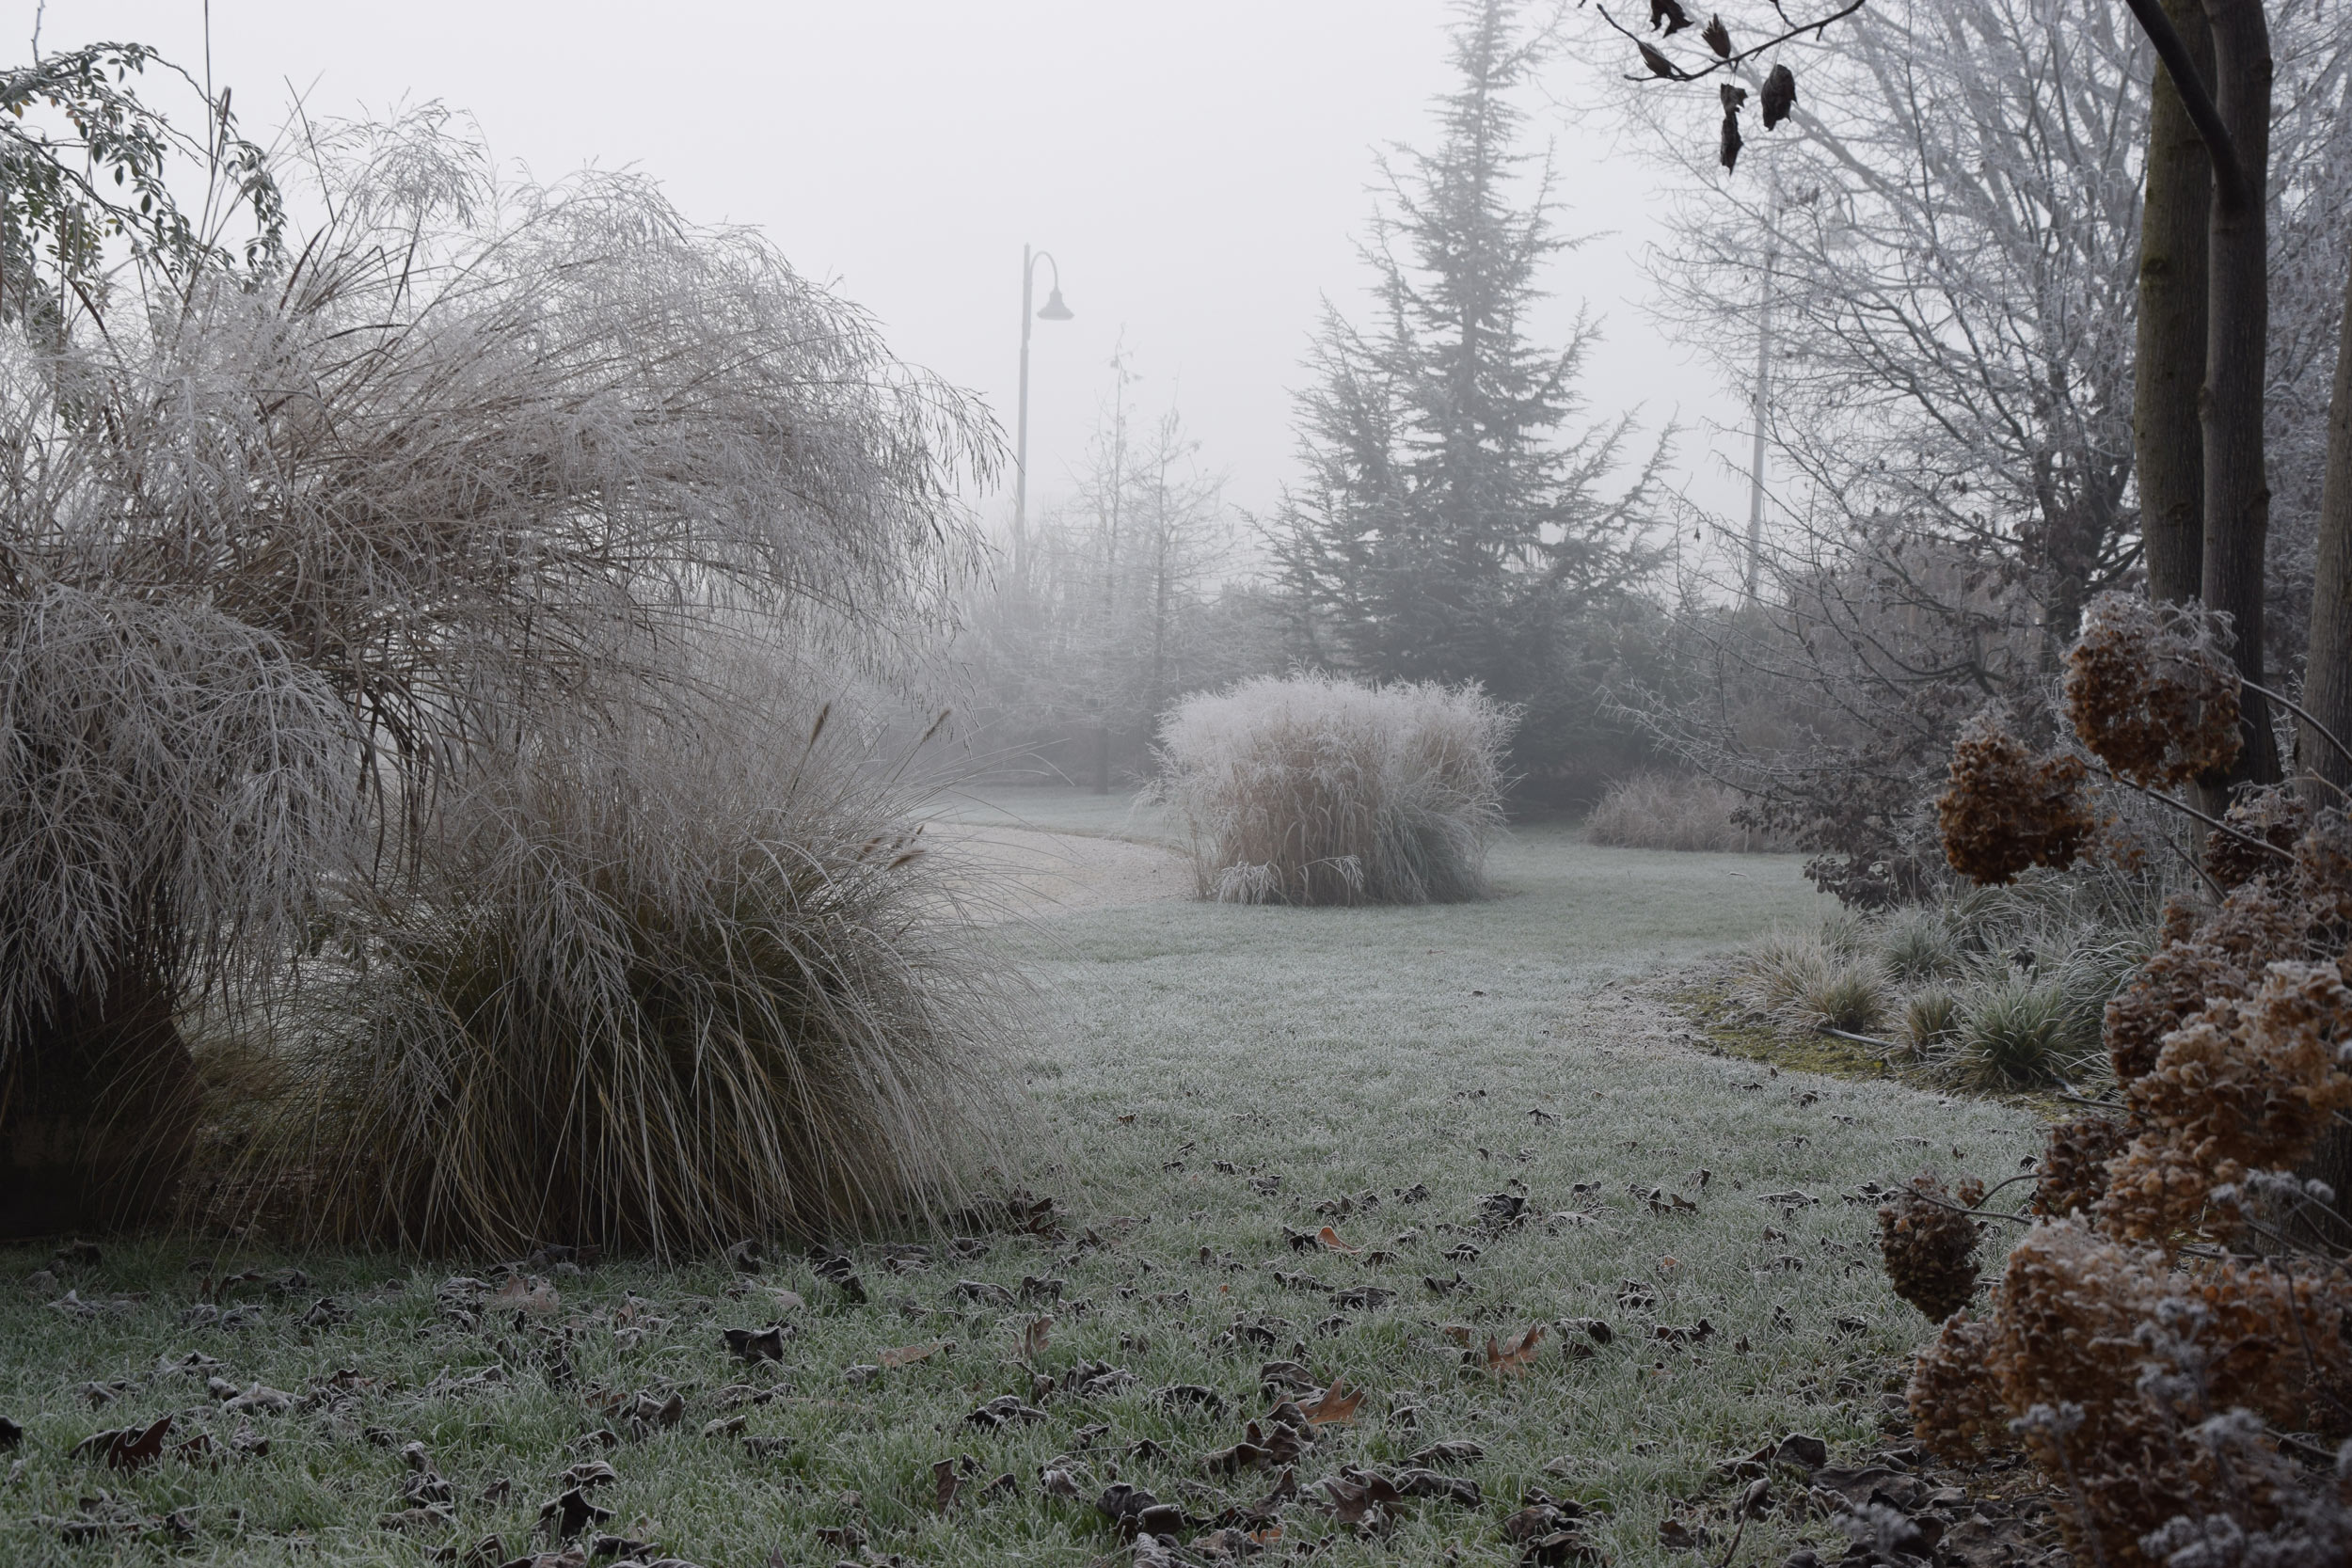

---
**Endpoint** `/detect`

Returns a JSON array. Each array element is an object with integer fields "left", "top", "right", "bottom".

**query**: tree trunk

[
  {"left": 2136, "top": 0, "right": 2212, "bottom": 607},
  {"left": 0, "top": 972, "right": 201, "bottom": 1240},
  {"left": 1093, "top": 724, "right": 1111, "bottom": 796},
  {"left": 2198, "top": 0, "right": 2280, "bottom": 801},
  {"left": 2297, "top": 256, "right": 2352, "bottom": 802}
]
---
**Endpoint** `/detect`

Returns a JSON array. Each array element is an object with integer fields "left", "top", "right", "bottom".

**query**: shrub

[
  {"left": 1155, "top": 673, "right": 1513, "bottom": 905},
  {"left": 247, "top": 697, "right": 1016, "bottom": 1257},
  {"left": 0, "top": 110, "right": 1000, "bottom": 1240},
  {"left": 0, "top": 589, "right": 358, "bottom": 1236},
  {"left": 1947, "top": 971, "right": 2078, "bottom": 1089},
  {"left": 1584, "top": 771, "right": 1785, "bottom": 851}
]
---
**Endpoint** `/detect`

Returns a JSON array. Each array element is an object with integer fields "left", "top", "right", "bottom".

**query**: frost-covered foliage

[
  {"left": 0, "top": 105, "right": 1009, "bottom": 1243},
  {"left": 246, "top": 673, "right": 1016, "bottom": 1259},
  {"left": 1584, "top": 771, "right": 1788, "bottom": 852},
  {"left": 1897, "top": 609, "right": 2352, "bottom": 1568},
  {"left": 1156, "top": 674, "right": 1513, "bottom": 906}
]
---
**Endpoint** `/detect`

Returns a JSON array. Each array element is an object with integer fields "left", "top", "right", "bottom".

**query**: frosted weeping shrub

[
  {"left": 1156, "top": 674, "right": 1513, "bottom": 905},
  {"left": 0, "top": 109, "right": 1004, "bottom": 1238}
]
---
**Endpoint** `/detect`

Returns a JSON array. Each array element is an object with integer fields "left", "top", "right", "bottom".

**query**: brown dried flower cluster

[
  {"left": 2062, "top": 590, "right": 2242, "bottom": 787},
  {"left": 2299, "top": 811, "right": 2352, "bottom": 928},
  {"left": 1906, "top": 590, "right": 2352, "bottom": 1562},
  {"left": 2206, "top": 786, "right": 2312, "bottom": 891},
  {"left": 2103, "top": 882, "right": 2306, "bottom": 1084},
  {"left": 2031, "top": 1115, "right": 2128, "bottom": 1217},
  {"left": 1966, "top": 1223, "right": 2350, "bottom": 1568},
  {"left": 1935, "top": 711, "right": 2093, "bottom": 885},
  {"left": 1877, "top": 1174, "right": 1983, "bottom": 1322},
  {"left": 2099, "top": 958, "right": 2352, "bottom": 1249},
  {"left": 1906, "top": 1306, "right": 2012, "bottom": 1461}
]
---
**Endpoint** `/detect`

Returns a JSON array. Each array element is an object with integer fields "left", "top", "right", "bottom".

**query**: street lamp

[{"left": 1014, "top": 244, "right": 1073, "bottom": 582}]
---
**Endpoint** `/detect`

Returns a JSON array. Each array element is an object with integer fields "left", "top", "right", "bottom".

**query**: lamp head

[{"left": 1037, "top": 287, "right": 1074, "bottom": 322}]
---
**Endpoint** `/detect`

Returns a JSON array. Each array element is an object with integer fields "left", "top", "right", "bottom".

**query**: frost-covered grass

[{"left": 0, "top": 827, "right": 2038, "bottom": 1567}]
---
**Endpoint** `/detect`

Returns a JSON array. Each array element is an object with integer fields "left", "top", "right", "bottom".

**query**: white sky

[{"left": 23, "top": 1, "right": 1751, "bottom": 538}]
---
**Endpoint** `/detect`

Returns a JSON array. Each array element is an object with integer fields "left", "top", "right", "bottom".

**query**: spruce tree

[{"left": 1272, "top": 0, "right": 1665, "bottom": 781}]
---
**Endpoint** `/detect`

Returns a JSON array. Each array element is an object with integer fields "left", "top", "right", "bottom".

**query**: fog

[{"left": 23, "top": 0, "right": 1747, "bottom": 525}]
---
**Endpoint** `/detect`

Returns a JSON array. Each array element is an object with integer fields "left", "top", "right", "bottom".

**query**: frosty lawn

[{"left": 0, "top": 812, "right": 2039, "bottom": 1567}]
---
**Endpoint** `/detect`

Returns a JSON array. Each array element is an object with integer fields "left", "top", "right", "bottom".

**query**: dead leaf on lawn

[
  {"left": 932, "top": 1457, "right": 961, "bottom": 1510},
  {"left": 1297, "top": 1377, "right": 1365, "bottom": 1424},
  {"left": 1486, "top": 1325, "right": 1546, "bottom": 1376},
  {"left": 1021, "top": 1316, "right": 1052, "bottom": 1362},
  {"left": 492, "top": 1275, "right": 560, "bottom": 1314},
  {"left": 880, "top": 1338, "right": 949, "bottom": 1370},
  {"left": 72, "top": 1416, "right": 172, "bottom": 1471},
  {"left": 1315, "top": 1226, "right": 1359, "bottom": 1256}
]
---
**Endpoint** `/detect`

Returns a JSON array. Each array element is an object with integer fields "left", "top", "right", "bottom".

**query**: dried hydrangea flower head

[
  {"left": 2063, "top": 591, "right": 2241, "bottom": 787},
  {"left": 2204, "top": 785, "right": 2310, "bottom": 891},
  {"left": 2098, "top": 957, "right": 2352, "bottom": 1249},
  {"left": 2031, "top": 1114, "right": 2128, "bottom": 1217},
  {"left": 1935, "top": 709, "right": 2093, "bottom": 884},
  {"left": 1877, "top": 1173, "right": 1984, "bottom": 1322}
]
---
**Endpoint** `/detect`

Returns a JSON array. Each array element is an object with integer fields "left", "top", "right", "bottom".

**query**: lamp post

[{"left": 1014, "top": 244, "right": 1074, "bottom": 584}]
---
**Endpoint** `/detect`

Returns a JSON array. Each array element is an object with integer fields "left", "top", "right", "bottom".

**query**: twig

[
  {"left": 2087, "top": 759, "right": 2295, "bottom": 865},
  {"left": 2242, "top": 678, "right": 2352, "bottom": 770},
  {"left": 1590, "top": 0, "right": 1869, "bottom": 82},
  {"left": 1818, "top": 1025, "right": 1901, "bottom": 1053}
]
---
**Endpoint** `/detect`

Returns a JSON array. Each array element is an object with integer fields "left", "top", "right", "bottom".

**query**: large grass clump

[
  {"left": 1156, "top": 673, "right": 1512, "bottom": 905},
  {"left": 238, "top": 692, "right": 1017, "bottom": 1259},
  {"left": 0, "top": 105, "right": 1006, "bottom": 1243},
  {"left": 1585, "top": 770, "right": 1785, "bottom": 851}
]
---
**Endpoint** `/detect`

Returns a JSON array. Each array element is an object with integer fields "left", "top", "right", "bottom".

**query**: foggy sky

[{"left": 24, "top": 1, "right": 1749, "bottom": 542}]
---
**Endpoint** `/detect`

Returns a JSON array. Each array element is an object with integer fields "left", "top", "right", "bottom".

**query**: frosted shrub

[
  {"left": 1156, "top": 674, "right": 1513, "bottom": 905},
  {"left": 1586, "top": 771, "right": 1787, "bottom": 851}
]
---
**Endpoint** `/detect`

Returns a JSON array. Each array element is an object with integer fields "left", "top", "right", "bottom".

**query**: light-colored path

[{"left": 923, "top": 820, "right": 1192, "bottom": 920}]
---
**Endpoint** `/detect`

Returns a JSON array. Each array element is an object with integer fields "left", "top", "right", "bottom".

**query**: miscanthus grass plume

[{"left": 1156, "top": 673, "right": 1512, "bottom": 905}]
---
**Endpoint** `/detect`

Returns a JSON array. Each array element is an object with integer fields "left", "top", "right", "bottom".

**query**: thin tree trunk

[
  {"left": 2198, "top": 0, "right": 2280, "bottom": 800},
  {"left": 2136, "top": 0, "right": 2212, "bottom": 607},
  {"left": 2300, "top": 256, "right": 2352, "bottom": 803},
  {"left": 2296, "top": 262, "right": 2352, "bottom": 1228}
]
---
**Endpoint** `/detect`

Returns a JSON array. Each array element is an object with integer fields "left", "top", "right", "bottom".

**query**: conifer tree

[{"left": 1273, "top": 0, "right": 1666, "bottom": 779}]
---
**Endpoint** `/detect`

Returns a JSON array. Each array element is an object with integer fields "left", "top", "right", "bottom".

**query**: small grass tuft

[{"left": 1947, "top": 972, "right": 2080, "bottom": 1089}]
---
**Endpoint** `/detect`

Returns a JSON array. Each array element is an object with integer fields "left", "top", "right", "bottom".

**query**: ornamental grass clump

[
  {"left": 246, "top": 694, "right": 1018, "bottom": 1259},
  {"left": 1156, "top": 673, "right": 1513, "bottom": 905},
  {"left": 1584, "top": 770, "right": 1785, "bottom": 851},
  {"left": 0, "top": 104, "right": 1008, "bottom": 1242}
]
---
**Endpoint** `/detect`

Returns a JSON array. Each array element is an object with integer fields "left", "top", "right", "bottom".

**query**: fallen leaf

[
  {"left": 722, "top": 1325, "right": 788, "bottom": 1363},
  {"left": 1298, "top": 1377, "right": 1366, "bottom": 1424},
  {"left": 538, "top": 1486, "right": 612, "bottom": 1539},
  {"left": 72, "top": 1416, "right": 172, "bottom": 1471},
  {"left": 491, "top": 1275, "right": 560, "bottom": 1315},
  {"left": 932, "top": 1458, "right": 962, "bottom": 1510},
  {"left": 880, "top": 1338, "right": 948, "bottom": 1370},
  {"left": 1486, "top": 1325, "right": 1547, "bottom": 1377},
  {"left": 1315, "top": 1226, "right": 1359, "bottom": 1255},
  {"left": 1022, "top": 1317, "right": 1052, "bottom": 1362}
]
